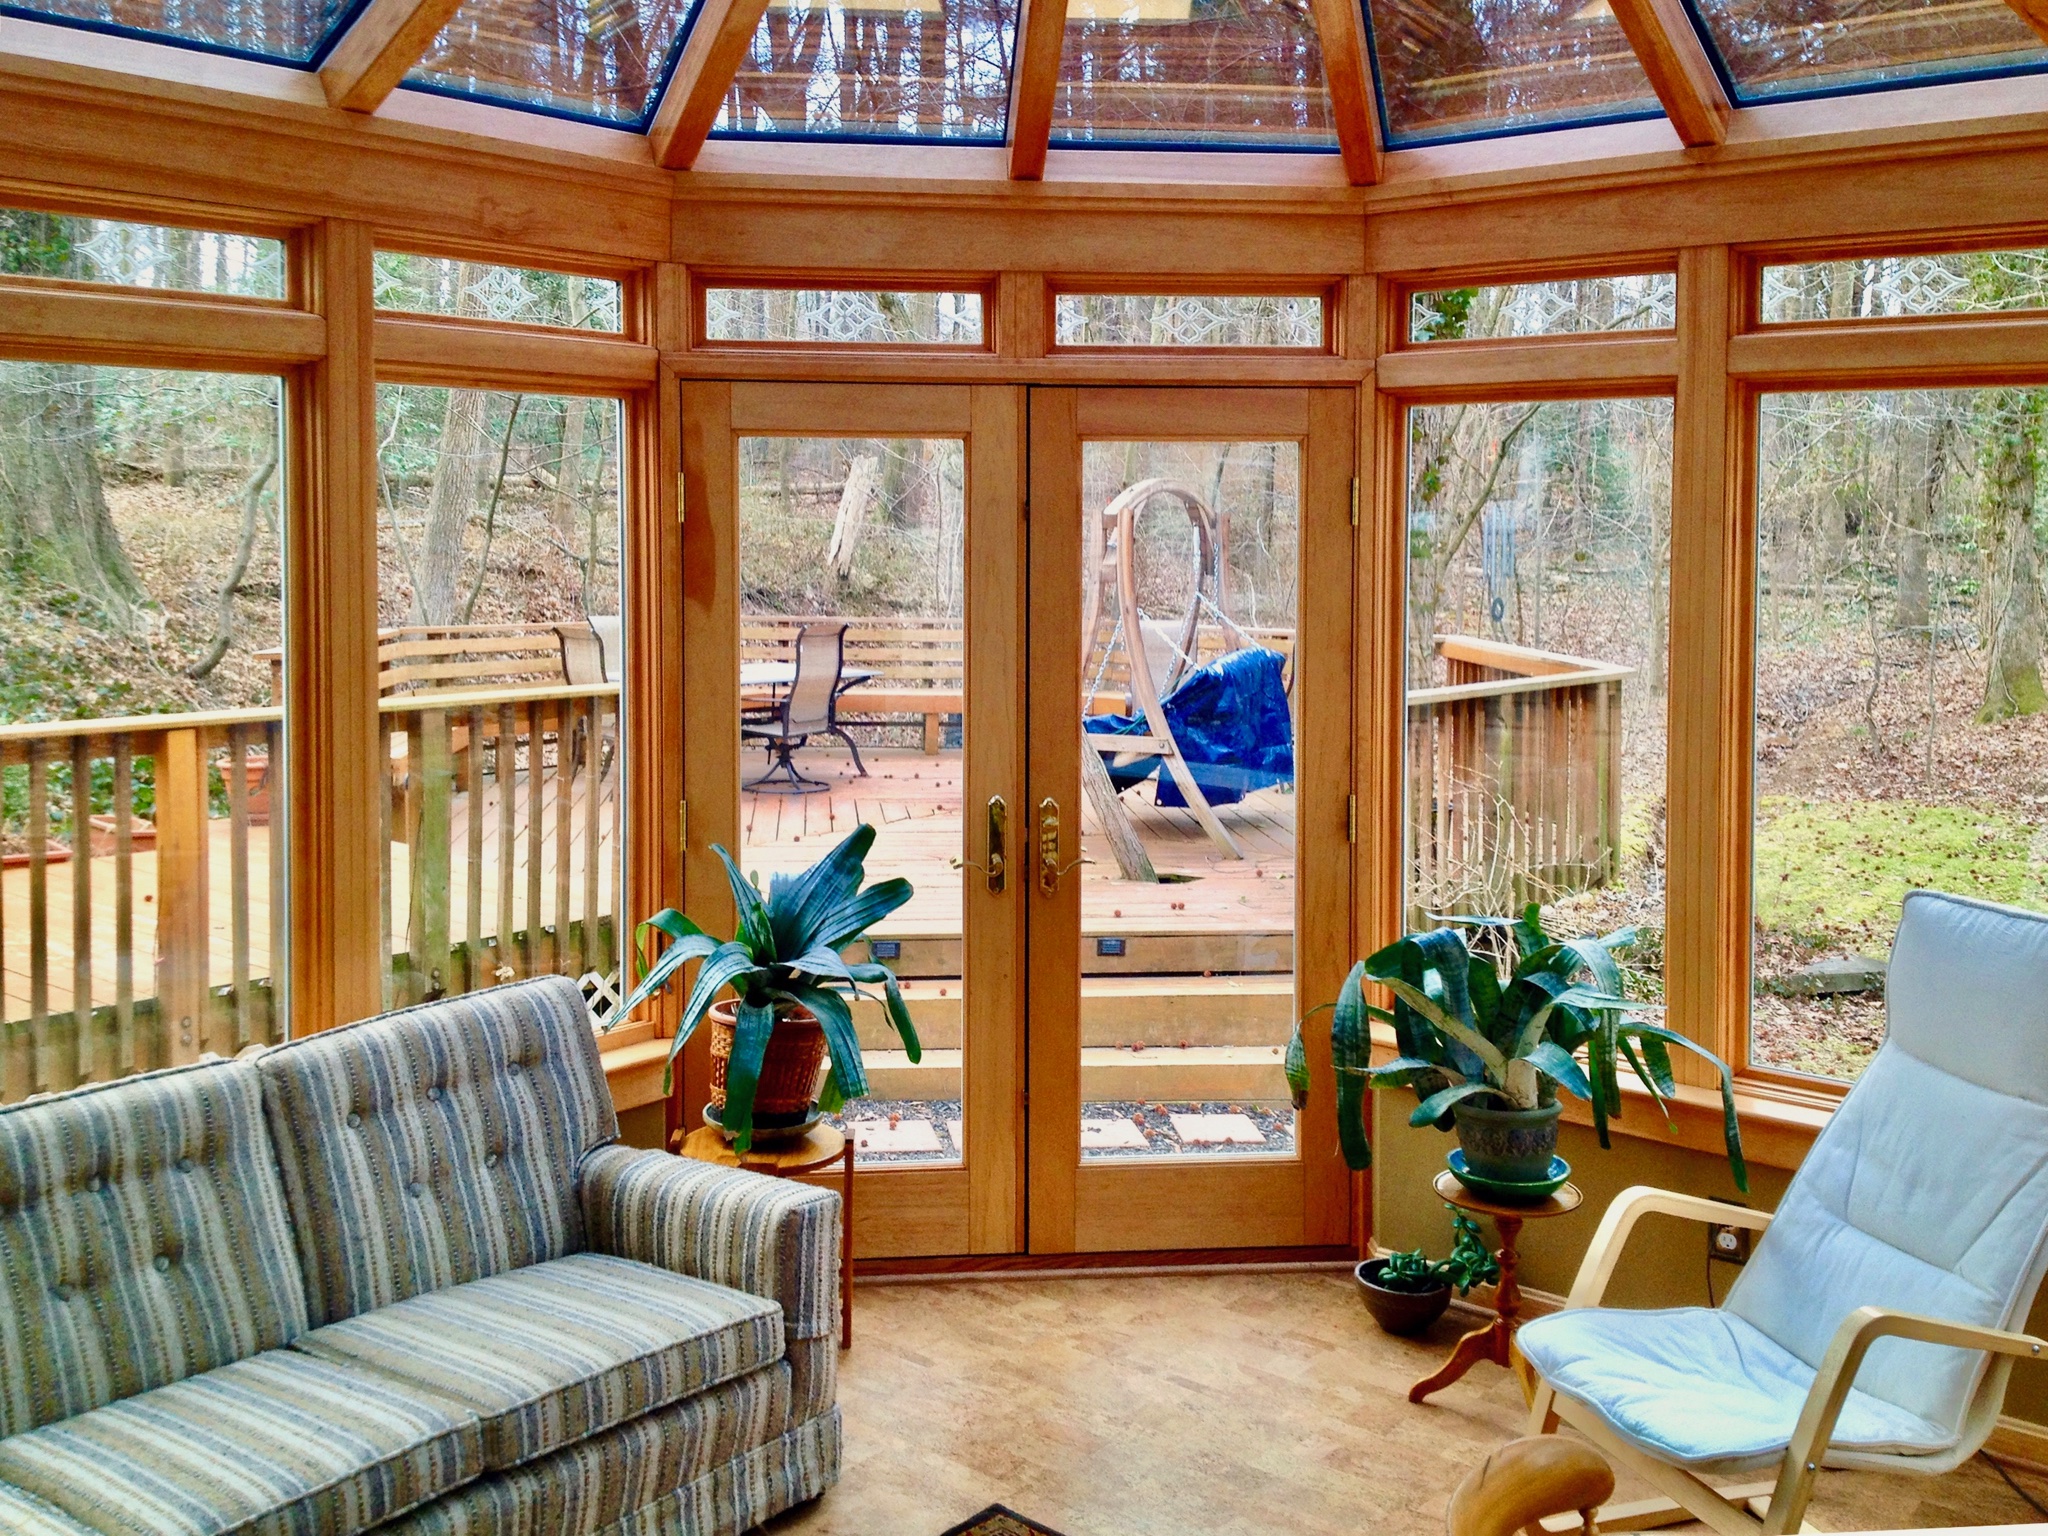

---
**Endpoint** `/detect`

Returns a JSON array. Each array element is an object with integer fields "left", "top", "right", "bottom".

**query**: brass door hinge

[
  {"left": 1350, "top": 477, "right": 1360, "bottom": 528},
  {"left": 678, "top": 799, "right": 689, "bottom": 851},
  {"left": 677, "top": 473, "right": 686, "bottom": 525},
  {"left": 1347, "top": 794, "right": 1357, "bottom": 844}
]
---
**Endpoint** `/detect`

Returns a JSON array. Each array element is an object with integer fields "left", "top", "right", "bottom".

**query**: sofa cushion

[
  {"left": 0, "top": 1059, "right": 307, "bottom": 1437},
  {"left": 0, "top": 1349, "right": 482, "bottom": 1536},
  {"left": 0, "top": 1481, "right": 99, "bottom": 1535},
  {"left": 296, "top": 1252, "right": 784, "bottom": 1469},
  {"left": 375, "top": 1361, "right": 792, "bottom": 1535},
  {"left": 257, "top": 976, "right": 619, "bottom": 1326}
]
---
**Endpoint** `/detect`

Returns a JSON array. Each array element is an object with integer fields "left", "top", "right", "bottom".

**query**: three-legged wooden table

[
  {"left": 1410, "top": 1168, "right": 1582, "bottom": 1404},
  {"left": 678, "top": 1124, "right": 855, "bottom": 1349}
]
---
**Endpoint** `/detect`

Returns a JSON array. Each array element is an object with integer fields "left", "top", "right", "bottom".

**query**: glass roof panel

[
  {"left": 404, "top": 0, "right": 706, "bottom": 125},
  {"left": 1685, "top": 0, "right": 2048, "bottom": 102},
  {"left": 0, "top": 0, "right": 361, "bottom": 63},
  {"left": 1048, "top": 0, "right": 1338, "bottom": 150},
  {"left": 1365, "top": 0, "right": 1663, "bottom": 145},
  {"left": 712, "top": 0, "right": 1016, "bottom": 140}
]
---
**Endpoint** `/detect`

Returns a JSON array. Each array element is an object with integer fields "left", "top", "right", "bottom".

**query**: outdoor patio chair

[
  {"left": 743, "top": 620, "right": 865, "bottom": 793},
  {"left": 1517, "top": 889, "right": 2048, "bottom": 1536}
]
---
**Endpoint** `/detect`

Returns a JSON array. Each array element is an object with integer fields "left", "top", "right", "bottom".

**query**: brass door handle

[
  {"left": 1037, "top": 796, "right": 1088, "bottom": 897},
  {"left": 950, "top": 795, "right": 1008, "bottom": 894}
]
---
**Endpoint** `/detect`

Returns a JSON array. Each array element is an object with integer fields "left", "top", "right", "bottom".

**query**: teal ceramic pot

[{"left": 1452, "top": 1100, "right": 1562, "bottom": 1183}]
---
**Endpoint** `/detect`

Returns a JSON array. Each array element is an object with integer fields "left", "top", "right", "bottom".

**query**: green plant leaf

[
  {"left": 632, "top": 908, "right": 707, "bottom": 979},
  {"left": 1626, "top": 1021, "right": 1748, "bottom": 1194},
  {"left": 1409, "top": 1079, "right": 1495, "bottom": 1127},
  {"left": 721, "top": 998, "right": 777, "bottom": 1154},
  {"left": 813, "top": 877, "right": 915, "bottom": 951},
  {"left": 671, "top": 941, "right": 760, "bottom": 1063},
  {"left": 790, "top": 985, "right": 869, "bottom": 1102},
  {"left": 1364, "top": 1055, "right": 1446, "bottom": 1087},
  {"left": 767, "top": 824, "right": 876, "bottom": 956},
  {"left": 1514, "top": 903, "right": 1548, "bottom": 962},
  {"left": 1372, "top": 974, "right": 1508, "bottom": 1084},
  {"left": 1525, "top": 1040, "right": 1592, "bottom": 1100},
  {"left": 712, "top": 844, "right": 775, "bottom": 960},
  {"left": 618, "top": 925, "right": 718, "bottom": 1020},
  {"left": 1284, "top": 1018, "right": 1309, "bottom": 1111},
  {"left": 1330, "top": 961, "right": 1372, "bottom": 1171}
]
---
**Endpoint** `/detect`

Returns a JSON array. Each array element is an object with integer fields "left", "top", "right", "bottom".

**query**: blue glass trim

[
  {"left": 0, "top": 0, "right": 371, "bottom": 68},
  {"left": 1045, "top": 134, "right": 1340, "bottom": 153},
  {"left": 1674, "top": 0, "right": 2048, "bottom": 107},
  {"left": 704, "top": 126, "right": 1009, "bottom": 145},
  {"left": 398, "top": 0, "right": 705, "bottom": 132}
]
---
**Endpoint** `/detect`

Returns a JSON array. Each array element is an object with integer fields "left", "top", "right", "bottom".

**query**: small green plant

[
  {"left": 1375, "top": 1210, "right": 1501, "bottom": 1295},
  {"left": 1286, "top": 904, "right": 1746, "bottom": 1191},
  {"left": 615, "top": 823, "right": 920, "bottom": 1152}
]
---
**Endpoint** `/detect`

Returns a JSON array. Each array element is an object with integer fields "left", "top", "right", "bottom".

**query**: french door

[
  {"left": 679, "top": 382, "right": 1353, "bottom": 1260},
  {"left": 1024, "top": 388, "right": 1356, "bottom": 1254}
]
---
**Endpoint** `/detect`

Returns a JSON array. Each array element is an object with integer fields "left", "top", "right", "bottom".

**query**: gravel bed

[{"left": 826, "top": 1098, "right": 1297, "bottom": 1165}]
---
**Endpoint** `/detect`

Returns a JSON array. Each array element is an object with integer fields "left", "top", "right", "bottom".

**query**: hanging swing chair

[{"left": 1081, "top": 477, "right": 1295, "bottom": 868}]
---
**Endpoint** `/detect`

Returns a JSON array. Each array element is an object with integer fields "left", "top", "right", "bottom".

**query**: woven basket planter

[{"left": 707, "top": 999, "right": 828, "bottom": 1129}]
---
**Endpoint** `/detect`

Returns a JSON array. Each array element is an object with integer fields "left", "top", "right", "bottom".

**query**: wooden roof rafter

[
  {"left": 319, "top": 0, "right": 466, "bottom": 113},
  {"left": 647, "top": 0, "right": 778, "bottom": 170},
  {"left": 1307, "top": 0, "right": 1383, "bottom": 183},
  {"left": 1605, "top": 0, "right": 1733, "bottom": 147},
  {"left": 1007, "top": 0, "right": 1067, "bottom": 180}
]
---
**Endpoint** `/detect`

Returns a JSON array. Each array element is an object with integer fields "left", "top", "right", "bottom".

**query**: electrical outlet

[{"left": 1709, "top": 1223, "right": 1752, "bottom": 1265}]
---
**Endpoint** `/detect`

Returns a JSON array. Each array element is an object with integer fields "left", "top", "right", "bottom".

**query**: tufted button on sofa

[{"left": 0, "top": 975, "right": 841, "bottom": 1536}]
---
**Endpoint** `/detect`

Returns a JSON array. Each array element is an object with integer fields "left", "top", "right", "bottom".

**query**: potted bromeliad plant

[
  {"left": 1356, "top": 1210, "right": 1500, "bottom": 1336},
  {"left": 615, "top": 823, "right": 920, "bottom": 1152},
  {"left": 1286, "top": 905, "right": 1746, "bottom": 1197}
]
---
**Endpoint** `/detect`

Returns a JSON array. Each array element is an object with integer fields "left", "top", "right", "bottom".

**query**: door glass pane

[
  {"left": 1403, "top": 400, "right": 1674, "bottom": 1004},
  {"left": 374, "top": 388, "right": 625, "bottom": 1020},
  {"left": 1076, "top": 443, "right": 1299, "bottom": 1159},
  {"left": 0, "top": 365, "right": 286, "bottom": 1104},
  {"left": 1753, "top": 390, "right": 2048, "bottom": 1082},
  {"left": 738, "top": 438, "right": 966, "bottom": 1166}
]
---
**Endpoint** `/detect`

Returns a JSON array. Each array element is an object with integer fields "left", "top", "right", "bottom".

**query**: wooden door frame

[
  {"left": 678, "top": 379, "right": 1028, "bottom": 1259},
  {"left": 1025, "top": 386, "right": 1358, "bottom": 1256}
]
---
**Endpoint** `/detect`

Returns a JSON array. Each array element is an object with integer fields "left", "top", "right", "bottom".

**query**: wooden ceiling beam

[
  {"left": 1606, "top": 0, "right": 1733, "bottom": 148},
  {"left": 1007, "top": 0, "right": 1067, "bottom": 181},
  {"left": 319, "top": 0, "right": 465, "bottom": 114},
  {"left": 2005, "top": 0, "right": 2048, "bottom": 45},
  {"left": 648, "top": 0, "right": 775, "bottom": 171},
  {"left": 1307, "top": 0, "right": 1382, "bottom": 184}
]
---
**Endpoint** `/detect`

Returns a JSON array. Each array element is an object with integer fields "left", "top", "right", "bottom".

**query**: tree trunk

[
  {"left": 1978, "top": 389, "right": 2048, "bottom": 721},
  {"left": 0, "top": 361, "right": 150, "bottom": 631}
]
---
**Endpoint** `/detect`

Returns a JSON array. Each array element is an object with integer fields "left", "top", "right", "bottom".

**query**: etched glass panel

[
  {"left": 1762, "top": 249, "right": 2048, "bottom": 323},
  {"left": 705, "top": 288, "right": 985, "bottom": 345},
  {"left": 2, "top": 209, "right": 284, "bottom": 299},
  {"left": 374, "top": 253, "right": 625, "bottom": 332},
  {"left": 1055, "top": 293, "right": 1324, "bottom": 348},
  {"left": 1408, "top": 274, "right": 1676, "bottom": 342}
]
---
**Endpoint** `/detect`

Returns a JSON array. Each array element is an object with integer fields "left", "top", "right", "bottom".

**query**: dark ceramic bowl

[{"left": 1355, "top": 1258, "right": 1451, "bottom": 1336}]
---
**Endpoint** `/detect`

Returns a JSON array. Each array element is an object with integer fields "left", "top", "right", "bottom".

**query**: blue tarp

[{"left": 1085, "top": 646, "right": 1294, "bottom": 808}]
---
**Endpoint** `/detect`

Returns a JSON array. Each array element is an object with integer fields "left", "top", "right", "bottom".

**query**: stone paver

[
  {"left": 848, "top": 1117, "right": 943, "bottom": 1154},
  {"left": 1168, "top": 1111, "right": 1266, "bottom": 1145}
]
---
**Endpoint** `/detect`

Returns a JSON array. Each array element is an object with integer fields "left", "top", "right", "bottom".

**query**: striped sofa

[{"left": 0, "top": 976, "right": 841, "bottom": 1536}]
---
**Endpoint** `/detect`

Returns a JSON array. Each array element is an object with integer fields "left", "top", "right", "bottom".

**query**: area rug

[{"left": 938, "top": 1506, "right": 1069, "bottom": 1536}]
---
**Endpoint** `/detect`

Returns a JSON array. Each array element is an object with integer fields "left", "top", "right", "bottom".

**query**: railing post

[
  {"left": 155, "top": 728, "right": 210, "bottom": 1066},
  {"left": 406, "top": 709, "right": 453, "bottom": 1004}
]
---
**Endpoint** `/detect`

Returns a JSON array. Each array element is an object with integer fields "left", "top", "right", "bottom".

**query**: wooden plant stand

[{"left": 1410, "top": 1168, "right": 1583, "bottom": 1404}]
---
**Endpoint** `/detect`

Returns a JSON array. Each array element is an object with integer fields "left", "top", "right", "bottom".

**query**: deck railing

[
  {"left": 2, "top": 710, "right": 284, "bottom": 1103},
  {"left": 1406, "top": 635, "right": 1632, "bottom": 924},
  {"left": 0, "top": 682, "right": 620, "bottom": 1105}
]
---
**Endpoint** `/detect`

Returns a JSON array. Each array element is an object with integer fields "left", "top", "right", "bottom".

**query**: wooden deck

[{"left": 739, "top": 744, "right": 1297, "bottom": 945}]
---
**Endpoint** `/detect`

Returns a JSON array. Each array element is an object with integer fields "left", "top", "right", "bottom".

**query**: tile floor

[{"left": 762, "top": 1269, "right": 2048, "bottom": 1536}]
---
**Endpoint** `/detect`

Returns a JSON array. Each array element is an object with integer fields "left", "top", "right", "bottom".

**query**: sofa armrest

[{"left": 579, "top": 1144, "right": 840, "bottom": 1341}]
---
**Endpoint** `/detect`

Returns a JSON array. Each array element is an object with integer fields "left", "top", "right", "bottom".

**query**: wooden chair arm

[
  {"left": 1564, "top": 1185, "right": 1773, "bottom": 1310},
  {"left": 1767, "top": 1308, "right": 2048, "bottom": 1530}
]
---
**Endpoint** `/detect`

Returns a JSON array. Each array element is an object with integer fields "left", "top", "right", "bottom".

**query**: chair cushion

[
  {"left": 1519, "top": 1305, "right": 1954, "bottom": 1474},
  {"left": 0, "top": 1482, "right": 99, "bottom": 1535},
  {"left": 376, "top": 1361, "right": 792, "bottom": 1535},
  {"left": 0, "top": 1059, "right": 307, "bottom": 1437},
  {"left": 257, "top": 975, "right": 619, "bottom": 1326},
  {"left": 294, "top": 1253, "right": 784, "bottom": 1469},
  {"left": 0, "top": 1349, "right": 481, "bottom": 1536}
]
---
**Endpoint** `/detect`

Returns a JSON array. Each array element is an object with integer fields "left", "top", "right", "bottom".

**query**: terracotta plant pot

[
  {"left": 707, "top": 998, "right": 829, "bottom": 1134},
  {"left": 1355, "top": 1259, "right": 1451, "bottom": 1336},
  {"left": 1453, "top": 1099, "right": 1562, "bottom": 1183}
]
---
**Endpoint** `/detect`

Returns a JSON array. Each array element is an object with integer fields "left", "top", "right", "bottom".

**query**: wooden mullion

[
  {"left": 1006, "top": 0, "right": 1067, "bottom": 182},
  {"left": 1606, "top": 0, "right": 1732, "bottom": 149},
  {"left": 373, "top": 315, "right": 658, "bottom": 393},
  {"left": 320, "top": 0, "right": 468, "bottom": 114},
  {"left": 647, "top": 0, "right": 778, "bottom": 171},
  {"left": 0, "top": 282, "right": 325, "bottom": 371},
  {"left": 1305, "top": 0, "right": 1383, "bottom": 184}
]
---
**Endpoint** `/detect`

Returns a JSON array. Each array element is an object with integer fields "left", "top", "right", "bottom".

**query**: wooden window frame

[
  {"left": 688, "top": 272, "right": 1000, "bottom": 355},
  {"left": 1042, "top": 278, "right": 1342, "bottom": 356}
]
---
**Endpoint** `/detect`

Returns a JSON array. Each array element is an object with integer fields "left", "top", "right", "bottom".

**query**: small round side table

[
  {"left": 1409, "top": 1168, "right": 1582, "bottom": 1404},
  {"left": 677, "top": 1124, "right": 854, "bottom": 1349}
]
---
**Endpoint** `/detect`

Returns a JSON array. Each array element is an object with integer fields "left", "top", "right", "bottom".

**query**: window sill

[
  {"left": 1369, "top": 1024, "right": 1833, "bottom": 1173},
  {"left": 599, "top": 1018, "right": 671, "bottom": 1112}
]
